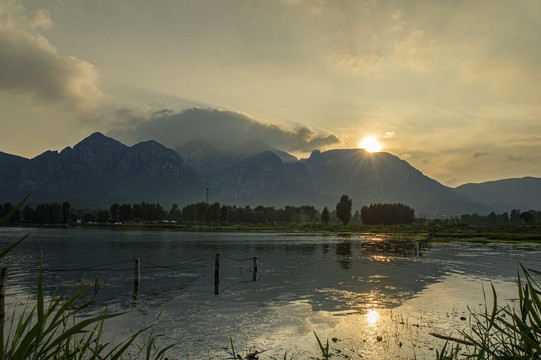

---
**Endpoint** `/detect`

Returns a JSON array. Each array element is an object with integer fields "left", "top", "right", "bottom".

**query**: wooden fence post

[
  {"left": 214, "top": 254, "right": 220, "bottom": 295},
  {"left": 252, "top": 257, "right": 259, "bottom": 282},
  {"left": 133, "top": 258, "right": 140, "bottom": 303},
  {"left": 0, "top": 268, "right": 7, "bottom": 321}
]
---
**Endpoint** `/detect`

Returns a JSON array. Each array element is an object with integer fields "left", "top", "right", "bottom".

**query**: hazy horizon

[{"left": 1, "top": 0, "right": 541, "bottom": 187}]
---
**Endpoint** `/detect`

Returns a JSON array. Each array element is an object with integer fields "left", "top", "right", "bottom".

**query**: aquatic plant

[
  {"left": 223, "top": 267, "right": 541, "bottom": 360},
  {"left": 314, "top": 332, "right": 332, "bottom": 359},
  {"left": 225, "top": 333, "right": 329, "bottom": 360},
  {"left": 224, "top": 336, "right": 266, "bottom": 360},
  {"left": 438, "top": 264, "right": 541, "bottom": 359},
  {"left": 0, "top": 195, "right": 174, "bottom": 359}
]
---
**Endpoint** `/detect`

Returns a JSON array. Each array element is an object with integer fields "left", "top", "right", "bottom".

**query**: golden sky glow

[{"left": 1, "top": 0, "right": 541, "bottom": 186}]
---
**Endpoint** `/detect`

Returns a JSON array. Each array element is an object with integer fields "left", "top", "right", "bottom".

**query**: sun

[{"left": 359, "top": 137, "right": 382, "bottom": 153}]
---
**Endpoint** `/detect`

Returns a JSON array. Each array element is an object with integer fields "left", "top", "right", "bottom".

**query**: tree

[
  {"left": 69, "top": 212, "right": 81, "bottom": 223},
  {"left": 168, "top": 203, "right": 181, "bottom": 222},
  {"left": 110, "top": 203, "right": 120, "bottom": 222},
  {"left": 360, "top": 203, "right": 415, "bottom": 225},
  {"left": 336, "top": 195, "right": 352, "bottom": 226},
  {"left": 83, "top": 212, "right": 96, "bottom": 223},
  {"left": 321, "top": 206, "right": 330, "bottom": 224},
  {"left": 206, "top": 202, "right": 221, "bottom": 223},
  {"left": 352, "top": 210, "right": 361, "bottom": 224},
  {"left": 221, "top": 205, "right": 230, "bottom": 224},
  {"left": 520, "top": 211, "right": 534, "bottom": 224},
  {"left": 48, "top": 203, "right": 62, "bottom": 224},
  {"left": 97, "top": 210, "right": 110, "bottom": 223},
  {"left": 3, "top": 203, "right": 19, "bottom": 223},
  {"left": 510, "top": 209, "right": 521, "bottom": 224},
  {"left": 119, "top": 204, "right": 133, "bottom": 222},
  {"left": 22, "top": 205, "right": 35, "bottom": 223},
  {"left": 62, "top": 202, "right": 71, "bottom": 224}
]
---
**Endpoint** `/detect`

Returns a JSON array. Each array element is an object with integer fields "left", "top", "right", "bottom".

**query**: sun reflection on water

[
  {"left": 370, "top": 255, "right": 391, "bottom": 262},
  {"left": 366, "top": 308, "right": 380, "bottom": 326}
]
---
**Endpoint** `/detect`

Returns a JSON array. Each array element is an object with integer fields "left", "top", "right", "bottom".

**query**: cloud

[
  {"left": 473, "top": 152, "right": 490, "bottom": 158},
  {"left": 334, "top": 49, "right": 385, "bottom": 75},
  {"left": 109, "top": 107, "right": 341, "bottom": 153},
  {"left": 0, "top": 0, "right": 102, "bottom": 111},
  {"left": 506, "top": 155, "right": 524, "bottom": 162},
  {"left": 329, "top": 5, "right": 434, "bottom": 77}
]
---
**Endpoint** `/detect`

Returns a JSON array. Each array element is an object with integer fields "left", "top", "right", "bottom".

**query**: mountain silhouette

[{"left": 1, "top": 133, "right": 537, "bottom": 215}]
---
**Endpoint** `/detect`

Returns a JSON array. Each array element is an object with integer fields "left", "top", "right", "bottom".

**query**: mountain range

[
  {"left": 0, "top": 133, "right": 203, "bottom": 209},
  {"left": 1, "top": 132, "right": 540, "bottom": 216}
]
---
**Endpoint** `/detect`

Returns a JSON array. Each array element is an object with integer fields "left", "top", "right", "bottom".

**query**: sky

[{"left": 1, "top": 0, "right": 541, "bottom": 187}]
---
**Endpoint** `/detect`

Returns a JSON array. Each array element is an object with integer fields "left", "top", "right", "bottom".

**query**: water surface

[{"left": 0, "top": 228, "right": 539, "bottom": 359}]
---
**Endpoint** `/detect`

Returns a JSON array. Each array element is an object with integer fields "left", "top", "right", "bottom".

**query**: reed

[
  {"left": 438, "top": 264, "right": 541, "bottom": 359},
  {"left": 314, "top": 332, "right": 331, "bottom": 360}
]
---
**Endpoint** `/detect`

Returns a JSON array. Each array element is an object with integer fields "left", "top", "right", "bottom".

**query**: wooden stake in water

[
  {"left": 0, "top": 268, "right": 7, "bottom": 321},
  {"left": 214, "top": 253, "right": 220, "bottom": 295},
  {"left": 133, "top": 258, "right": 140, "bottom": 303},
  {"left": 252, "top": 257, "right": 259, "bottom": 282}
]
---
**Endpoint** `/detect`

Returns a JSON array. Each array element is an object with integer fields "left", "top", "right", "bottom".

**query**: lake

[{"left": 0, "top": 227, "right": 540, "bottom": 359}]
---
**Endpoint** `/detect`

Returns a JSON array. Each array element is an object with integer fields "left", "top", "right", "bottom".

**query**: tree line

[
  {"left": 360, "top": 203, "right": 415, "bottom": 225},
  {"left": 0, "top": 202, "right": 71, "bottom": 224},
  {"left": 333, "top": 196, "right": 416, "bottom": 225},
  {"left": 1, "top": 195, "right": 418, "bottom": 226},
  {"left": 0, "top": 201, "right": 322, "bottom": 225},
  {"left": 5, "top": 198, "right": 540, "bottom": 226},
  {"left": 459, "top": 209, "right": 541, "bottom": 225}
]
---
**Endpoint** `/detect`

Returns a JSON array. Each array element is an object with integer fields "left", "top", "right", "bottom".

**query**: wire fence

[{"left": 2, "top": 253, "right": 263, "bottom": 311}]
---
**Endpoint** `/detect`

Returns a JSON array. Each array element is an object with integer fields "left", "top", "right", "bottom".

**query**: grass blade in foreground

[
  {"left": 438, "top": 264, "right": 541, "bottom": 359},
  {"left": 314, "top": 332, "right": 331, "bottom": 359}
]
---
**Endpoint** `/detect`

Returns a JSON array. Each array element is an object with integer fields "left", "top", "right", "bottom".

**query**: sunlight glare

[
  {"left": 366, "top": 309, "right": 380, "bottom": 326},
  {"left": 359, "top": 137, "right": 382, "bottom": 153}
]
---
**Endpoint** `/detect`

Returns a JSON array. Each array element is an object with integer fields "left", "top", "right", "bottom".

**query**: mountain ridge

[
  {"left": 455, "top": 177, "right": 541, "bottom": 212},
  {"left": 0, "top": 132, "right": 204, "bottom": 208},
  {"left": 1, "top": 132, "right": 539, "bottom": 215}
]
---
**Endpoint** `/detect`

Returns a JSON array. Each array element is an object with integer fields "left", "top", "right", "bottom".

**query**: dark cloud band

[{"left": 111, "top": 107, "right": 340, "bottom": 153}]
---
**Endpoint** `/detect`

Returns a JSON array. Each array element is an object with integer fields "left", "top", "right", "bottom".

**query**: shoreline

[{"left": 4, "top": 222, "right": 541, "bottom": 242}]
